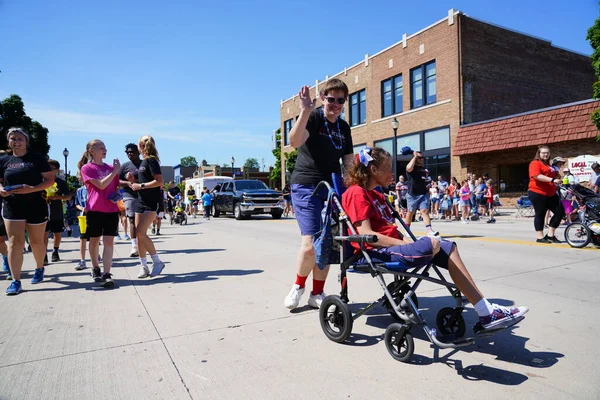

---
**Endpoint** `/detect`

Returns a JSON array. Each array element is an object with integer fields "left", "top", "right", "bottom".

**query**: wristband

[{"left": 141, "top": 183, "right": 146, "bottom": 189}]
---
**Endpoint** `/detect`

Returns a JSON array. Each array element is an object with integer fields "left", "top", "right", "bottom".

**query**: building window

[
  {"left": 374, "top": 138, "right": 393, "bottom": 155},
  {"left": 350, "top": 89, "right": 366, "bottom": 126},
  {"left": 424, "top": 154, "right": 450, "bottom": 181},
  {"left": 397, "top": 133, "right": 421, "bottom": 153},
  {"left": 353, "top": 144, "right": 367, "bottom": 154},
  {"left": 424, "top": 127, "right": 449, "bottom": 151},
  {"left": 283, "top": 119, "right": 294, "bottom": 146},
  {"left": 411, "top": 61, "right": 436, "bottom": 109},
  {"left": 499, "top": 163, "right": 530, "bottom": 192},
  {"left": 382, "top": 74, "right": 403, "bottom": 117}
]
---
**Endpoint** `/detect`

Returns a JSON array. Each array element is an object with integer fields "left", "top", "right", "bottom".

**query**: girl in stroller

[{"left": 341, "top": 147, "right": 528, "bottom": 331}]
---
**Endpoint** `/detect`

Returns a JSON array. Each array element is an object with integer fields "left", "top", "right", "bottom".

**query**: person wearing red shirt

[
  {"left": 528, "top": 146, "right": 564, "bottom": 243},
  {"left": 484, "top": 179, "right": 496, "bottom": 224},
  {"left": 341, "top": 147, "right": 528, "bottom": 331}
]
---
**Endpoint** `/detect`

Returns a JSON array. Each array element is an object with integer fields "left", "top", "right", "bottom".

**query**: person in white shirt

[{"left": 589, "top": 162, "right": 600, "bottom": 193}]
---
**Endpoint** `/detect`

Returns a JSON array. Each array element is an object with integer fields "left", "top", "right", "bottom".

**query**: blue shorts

[
  {"left": 363, "top": 237, "right": 455, "bottom": 270},
  {"left": 431, "top": 197, "right": 439, "bottom": 204},
  {"left": 406, "top": 193, "right": 430, "bottom": 213},
  {"left": 453, "top": 198, "right": 460, "bottom": 205},
  {"left": 459, "top": 199, "right": 470, "bottom": 207},
  {"left": 291, "top": 184, "right": 327, "bottom": 236}
]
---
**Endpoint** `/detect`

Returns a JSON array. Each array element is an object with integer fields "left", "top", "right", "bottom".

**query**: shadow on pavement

[
  {"left": 158, "top": 248, "right": 226, "bottom": 255},
  {"left": 125, "top": 268, "right": 264, "bottom": 286},
  {"left": 314, "top": 295, "right": 562, "bottom": 386}
]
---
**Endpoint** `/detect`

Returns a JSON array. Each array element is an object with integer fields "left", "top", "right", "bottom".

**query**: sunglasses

[
  {"left": 324, "top": 96, "right": 346, "bottom": 105},
  {"left": 125, "top": 150, "right": 137, "bottom": 154}
]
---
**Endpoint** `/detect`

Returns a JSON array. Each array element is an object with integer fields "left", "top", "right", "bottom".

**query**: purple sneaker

[{"left": 479, "top": 305, "right": 529, "bottom": 330}]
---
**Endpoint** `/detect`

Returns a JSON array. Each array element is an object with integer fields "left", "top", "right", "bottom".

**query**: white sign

[{"left": 567, "top": 154, "right": 600, "bottom": 182}]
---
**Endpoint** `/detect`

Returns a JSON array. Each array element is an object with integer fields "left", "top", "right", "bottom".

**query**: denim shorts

[
  {"left": 291, "top": 184, "right": 327, "bottom": 236},
  {"left": 459, "top": 199, "right": 470, "bottom": 207},
  {"left": 406, "top": 193, "right": 430, "bottom": 213},
  {"left": 363, "top": 237, "right": 455, "bottom": 270}
]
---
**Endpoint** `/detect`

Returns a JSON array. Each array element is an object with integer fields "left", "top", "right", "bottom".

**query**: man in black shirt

[
  {"left": 166, "top": 181, "right": 181, "bottom": 220},
  {"left": 45, "top": 160, "right": 73, "bottom": 263},
  {"left": 405, "top": 151, "right": 438, "bottom": 236},
  {"left": 119, "top": 143, "right": 142, "bottom": 257}
]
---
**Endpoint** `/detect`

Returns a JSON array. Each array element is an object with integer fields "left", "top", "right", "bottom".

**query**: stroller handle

[
  {"left": 312, "top": 181, "right": 333, "bottom": 197},
  {"left": 335, "top": 234, "right": 379, "bottom": 243}
]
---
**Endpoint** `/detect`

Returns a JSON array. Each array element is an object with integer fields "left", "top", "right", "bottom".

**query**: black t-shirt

[
  {"left": 291, "top": 109, "right": 353, "bottom": 186},
  {"left": 138, "top": 158, "right": 162, "bottom": 205},
  {"left": 168, "top": 187, "right": 181, "bottom": 200},
  {"left": 0, "top": 152, "right": 51, "bottom": 202},
  {"left": 407, "top": 166, "right": 428, "bottom": 196},
  {"left": 49, "top": 177, "right": 70, "bottom": 221},
  {"left": 119, "top": 160, "right": 142, "bottom": 199},
  {"left": 187, "top": 189, "right": 195, "bottom": 198}
]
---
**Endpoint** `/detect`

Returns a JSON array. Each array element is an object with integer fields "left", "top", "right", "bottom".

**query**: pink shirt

[{"left": 81, "top": 162, "right": 119, "bottom": 213}]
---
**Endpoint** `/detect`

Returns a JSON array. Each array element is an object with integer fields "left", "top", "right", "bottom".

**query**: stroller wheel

[
  {"left": 384, "top": 323, "right": 414, "bottom": 363},
  {"left": 319, "top": 295, "right": 353, "bottom": 343},
  {"left": 436, "top": 307, "right": 466, "bottom": 338},
  {"left": 564, "top": 222, "right": 592, "bottom": 248}
]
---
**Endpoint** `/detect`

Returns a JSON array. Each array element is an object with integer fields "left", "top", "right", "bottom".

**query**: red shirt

[
  {"left": 341, "top": 185, "right": 403, "bottom": 251},
  {"left": 528, "top": 160, "right": 557, "bottom": 197},
  {"left": 485, "top": 185, "right": 494, "bottom": 203}
]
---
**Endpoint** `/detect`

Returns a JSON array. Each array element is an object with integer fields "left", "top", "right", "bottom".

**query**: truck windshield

[{"left": 235, "top": 181, "right": 269, "bottom": 190}]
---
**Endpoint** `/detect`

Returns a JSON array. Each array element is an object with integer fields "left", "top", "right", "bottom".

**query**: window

[
  {"left": 349, "top": 89, "right": 366, "bottom": 126},
  {"left": 424, "top": 154, "right": 450, "bottom": 181},
  {"left": 411, "top": 61, "right": 436, "bottom": 109},
  {"left": 353, "top": 144, "right": 367, "bottom": 154},
  {"left": 381, "top": 74, "right": 403, "bottom": 117},
  {"left": 424, "top": 127, "right": 449, "bottom": 151},
  {"left": 283, "top": 119, "right": 294, "bottom": 146},
  {"left": 374, "top": 138, "right": 393, "bottom": 155},
  {"left": 499, "top": 163, "right": 529, "bottom": 192},
  {"left": 397, "top": 133, "right": 421, "bottom": 153}
]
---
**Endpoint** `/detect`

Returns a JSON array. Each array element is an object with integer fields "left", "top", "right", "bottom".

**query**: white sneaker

[
  {"left": 130, "top": 247, "right": 139, "bottom": 258},
  {"left": 150, "top": 260, "right": 165, "bottom": 277},
  {"left": 75, "top": 260, "right": 87, "bottom": 271},
  {"left": 137, "top": 265, "right": 150, "bottom": 279},
  {"left": 308, "top": 292, "right": 326, "bottom": 308},
  {"left": 284, "top": 284, "right": 305, "bottom": 309}
]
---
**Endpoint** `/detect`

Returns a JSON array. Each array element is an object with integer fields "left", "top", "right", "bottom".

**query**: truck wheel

[
  {"left": 213, "top": 208, "right": 220, "bottom": 218},
  {"left": 271, "top": 210, "right": 283, "bottom": 219},
  {"left": 234, "top": 204, "right": 245, "bottom": 220}
]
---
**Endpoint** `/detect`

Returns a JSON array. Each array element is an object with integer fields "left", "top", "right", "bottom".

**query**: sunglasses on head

[{"left": 324, "top": 96, "right": 346, "bottom": 105}]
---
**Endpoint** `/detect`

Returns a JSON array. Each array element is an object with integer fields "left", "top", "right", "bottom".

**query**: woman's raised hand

[{"left": 298, "top": 85, "right": 317, "bottom": 112}]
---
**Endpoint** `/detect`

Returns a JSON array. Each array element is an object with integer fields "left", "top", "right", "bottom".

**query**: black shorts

[
  {"left": 0, "top": 216, "right": 6, "bottom": 237},
  {"left": 167, "top": 200, "right": 175, "bottom": 213},
  {"left": 2, "top": 196, "right": 48, "bottom": 225},
  {"left": 477, "top": 197, "right": 487, "bottom": 206},
  {"left": 135, "top": 200, "right": 160, "bottom": 214},
  {"left": 46, "top": 219, "right": 64, "bottom": 233},
  {"left": 86, "top": 211, "right": 119, "bottom": 238}
]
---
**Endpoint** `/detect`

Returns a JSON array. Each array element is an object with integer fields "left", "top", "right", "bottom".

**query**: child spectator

[
  {"left": 484, "top": 179, "right": 496, "bottom": 224},
  {"left": 460, "top": 180, "right": 471, "bottom": 224},
  {"left": 202, "top": 190, "right": 213, "bottom": 220}
]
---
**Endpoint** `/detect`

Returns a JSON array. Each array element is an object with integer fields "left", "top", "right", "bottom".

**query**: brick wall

[
  {"left": 279, "top": 16, "right": 461, "bottom": 185},
  {"left": 460, "top": 16, "right": 595, "bottom": 124}
]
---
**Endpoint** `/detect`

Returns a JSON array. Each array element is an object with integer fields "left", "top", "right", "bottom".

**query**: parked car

[{"left": 212, "top": 180, "right": 284, "bottom": 220}]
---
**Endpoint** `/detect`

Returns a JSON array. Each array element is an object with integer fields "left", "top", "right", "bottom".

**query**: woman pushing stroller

[{"left": 341, "top": 147, "right": 528, "bottom": 331}]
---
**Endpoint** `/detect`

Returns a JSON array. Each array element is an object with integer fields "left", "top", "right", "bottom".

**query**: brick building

[
  {"left": 454, "top": 99, "right": 600, "bottom": 204},
  {"left": 278, "top": 9, "right": 595, "bottom": 187}
]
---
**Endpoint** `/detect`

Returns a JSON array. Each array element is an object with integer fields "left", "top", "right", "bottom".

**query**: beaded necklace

[{"left": 322, "top": 111, "right": 344, "bottom": 150}]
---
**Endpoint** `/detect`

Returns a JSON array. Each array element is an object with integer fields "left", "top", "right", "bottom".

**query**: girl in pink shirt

[{"left": 78, "top": 139, "right": 120, "bottom": 287}]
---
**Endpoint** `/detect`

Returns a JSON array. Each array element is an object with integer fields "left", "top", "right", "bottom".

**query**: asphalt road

[{"left": 0, "top": 211, "right": 598, "bottom": 399}]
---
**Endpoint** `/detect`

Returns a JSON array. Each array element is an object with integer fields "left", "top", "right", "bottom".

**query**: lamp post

[
  {"left": 63, "top": 148, "right": 70, "bottom": 178},
  {"left": 391, "top": 117, "right": 399, "bottom": 185},
  {"left": 231, "top": 157, "right": 235, "bottom": 179}
]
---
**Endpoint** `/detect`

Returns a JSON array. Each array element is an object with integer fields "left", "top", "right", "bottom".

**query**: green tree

[
  {"left": 243, "top": 157, "right": 260, "bottom": 170},
  {"left": 66, "top": 174, "right": 80, "bottom": 192},
  {"left": 587, "top": 10, "right": 600, "bottom": 141},
  {"left": 285, "top": 149, "right": 298, "bottom": 176},
  {"left": 201, "top": 159, "right": 209, "bottom": 166},
  {"left": 270, "top": 129, "right": 282, "bottom": 188},
  {"left": 180, "top": 156, "right": 198, "bottom": 167},
  {"left": 0, "top": 94, "right": 51, "bottom": 152}
]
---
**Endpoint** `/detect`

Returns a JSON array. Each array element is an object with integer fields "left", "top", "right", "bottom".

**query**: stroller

[
  {"left": 564, "top": 184, "right": 600, "bottom": 248},
  {"left": 315, "top": 177, "right": 525, "bottom": 363},
  {"left": 171, "top": 204, "right": 188, "bottom": 225}
]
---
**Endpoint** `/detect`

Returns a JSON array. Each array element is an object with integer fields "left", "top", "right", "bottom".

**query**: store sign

[{"left": 567, "top": 154, "right": 600, "bottom": 181}]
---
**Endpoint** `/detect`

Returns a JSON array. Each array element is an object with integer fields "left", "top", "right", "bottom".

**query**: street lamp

[
  {"left": 391, "top": 117, "right": 399, "bottom": 184},
  {"left": 231, "top": 156, "right": 235, "bottom": 179},
  {"left": 63, "top": 148, "right": 70, "bottom": 178}
]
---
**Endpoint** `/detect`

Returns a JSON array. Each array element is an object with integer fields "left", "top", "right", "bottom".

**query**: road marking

[{"left": 275, "top": 219, "right": 597, "bottom": 250}]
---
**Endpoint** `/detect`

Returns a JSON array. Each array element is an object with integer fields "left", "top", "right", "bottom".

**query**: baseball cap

[
  {"left": 592, "top": 162, "right": 600, "bottom": 169},
  {"left": 400, "top": 146, "right": 414, "bottom": 155},
  {"left": 552, "top": 156, "right": 566, "bottom": 164},
  {"left": 563, "top": 167, "right": 570, "bottom": 172}
]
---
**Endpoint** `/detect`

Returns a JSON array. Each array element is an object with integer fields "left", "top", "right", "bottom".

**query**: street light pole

[
  {"left": 63, "top": 148, "right": 70, "bottom": 179},
  {"left": 231, "top": 157, "right": 235, "bottom": 179},
  {"left": 391, "top": 118, "right": 399, "bottom": 185}
]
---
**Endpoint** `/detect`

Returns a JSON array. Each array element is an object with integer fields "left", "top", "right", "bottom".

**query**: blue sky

[{"left": 0, "top": 0, "right": 596, "bottom": 172}]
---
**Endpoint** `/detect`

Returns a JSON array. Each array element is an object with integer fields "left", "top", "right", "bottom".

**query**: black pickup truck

[{"left": 212, "top": 180, "right": 284, "bottom": 220}]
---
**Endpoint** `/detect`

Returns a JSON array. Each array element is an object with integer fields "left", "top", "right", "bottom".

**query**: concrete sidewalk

[{"left": 0, "top": 214, "right": 598, "bottom": 399}]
